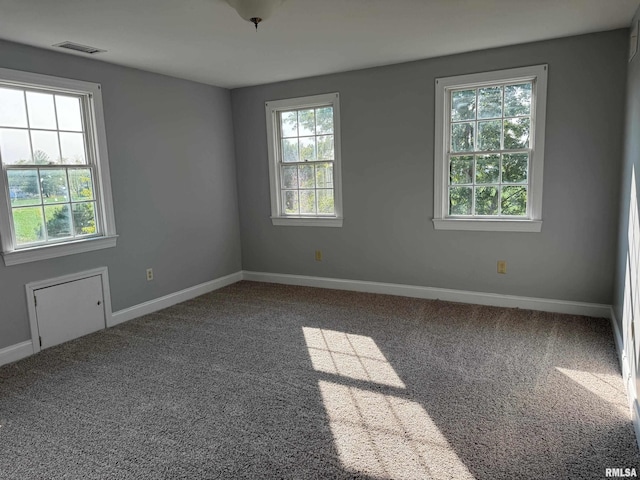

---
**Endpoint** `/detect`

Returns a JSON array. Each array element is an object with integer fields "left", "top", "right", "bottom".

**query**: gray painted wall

[
  {"left": 0, "top": 28, "right": 629, "bottom": 351},
  {"left": 232, "top": 30, "right": 627, "bottom": 305},
  {"left": 0, "top": 40, "right": 242, "bottom": 349},
  {"left": 614, "top": 8, "right": 640, "bottom": 331}
]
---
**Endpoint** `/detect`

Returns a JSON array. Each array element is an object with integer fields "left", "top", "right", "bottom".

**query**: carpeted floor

[{"left": 0, "top": 281, "right": 638, "bottom": 479}]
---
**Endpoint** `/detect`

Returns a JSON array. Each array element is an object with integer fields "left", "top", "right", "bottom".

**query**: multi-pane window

[
  {"left": 448, "top": 82, "right": 531, "bottom": 217},
  {"left": 0, "top": 68, "right": 116, "bottom": 265},
  {"left": 1, "top": 89, "right": 98, "bottom": 246},
  {"left": 266, "top": 93, "right": 343, "bottom": 227},
  {"left": 433, "top": 65, "right": 548, "bottom": 232},
  {"left": 280, "top": 106, "right": 335, "bottom": 215}
]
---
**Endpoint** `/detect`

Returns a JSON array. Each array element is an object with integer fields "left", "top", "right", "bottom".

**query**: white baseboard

[
  {"left": 2, "top": 269, "right": 633, "bottom": 449},
  {"left": 109, "top": 271, "right": 242, "bottom": 327},
  {"left": 1, "top": 270, "right": 614, "bottom": 370},
  {"left": 610, "top": 307, "right": 640, "bottom": 452},
  {"left": 610, "top": 307, "right": 630, "bottom": 393},
  {"left": 1, "top": 271, "right": 242, "bottom": 368},
  {"left": 0, "top": 340, "right": 33, "bottom": 367},
  {"left": 242, "top": 271, "right": 612, "bottom": 319}
]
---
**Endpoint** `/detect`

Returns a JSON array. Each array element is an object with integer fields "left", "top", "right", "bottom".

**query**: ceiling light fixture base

[{"left": 225, "top": 0, "right": 284, "bottom": 30}]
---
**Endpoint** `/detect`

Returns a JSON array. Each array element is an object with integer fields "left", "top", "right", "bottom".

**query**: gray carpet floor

[{"left": 0, "top": 280, "right": 638, "bottom": 479}]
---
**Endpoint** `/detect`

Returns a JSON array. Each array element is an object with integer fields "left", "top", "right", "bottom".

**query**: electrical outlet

[
  {"left": 315, "top": 250, "right": 322, "bottom": 262},
  {"left": 146, "top": 268, "right": 154, "bottom": 281},
  {"left": 497, "top": 261, "right": 507, "bottom": 274}
]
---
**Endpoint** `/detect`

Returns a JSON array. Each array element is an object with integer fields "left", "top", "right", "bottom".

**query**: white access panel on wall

[
  {"left": 26, "top": 267, "right": 112, "bottom": 353},
  {"left": 35, "top": 275, "right": 105, "bottom": 349}
]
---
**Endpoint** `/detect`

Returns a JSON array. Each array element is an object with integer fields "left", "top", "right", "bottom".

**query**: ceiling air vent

[{"left": 53, "top": 41, "right": 106, "bottom": 55}]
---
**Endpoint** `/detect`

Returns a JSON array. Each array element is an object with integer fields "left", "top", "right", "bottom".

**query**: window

[
  {"left": 433, "top": 65, "right": 548, "bottom": 232},
  {"left": 0, "top": 68, "right": 116, "bottom": 265},
  {"left": 265, "top": 93, "right": 343, "bottom": 227}
]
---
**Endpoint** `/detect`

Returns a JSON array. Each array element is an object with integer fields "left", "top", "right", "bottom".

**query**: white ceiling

[{"left": 0, "top": 0, "right": 638, "bottom": 89}]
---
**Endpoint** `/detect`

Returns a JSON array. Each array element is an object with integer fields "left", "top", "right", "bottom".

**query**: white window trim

[
  {"left": 0, "top": 67, "right": 117, "bottom": 265},
  {"left": 433, "top": 64, "right": 548, "bottom": 232},
  {"left": 265, "top": 92, "right": 343, "bottom": 227}
]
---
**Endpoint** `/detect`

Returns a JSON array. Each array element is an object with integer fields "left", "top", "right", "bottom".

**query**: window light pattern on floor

[
  {"left": 304, "top": 327, "right": 474, "bottom": 480},
  {"left": 303, "top": 327, "right": 405, "bottom": 388},
  {"left": 556, "top": 368, "right": 629, "bottom": 415}
]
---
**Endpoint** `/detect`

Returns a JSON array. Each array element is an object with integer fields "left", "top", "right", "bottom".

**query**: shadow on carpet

[{"left": 0, "top": 281, "right": 638, "bottom": 479}]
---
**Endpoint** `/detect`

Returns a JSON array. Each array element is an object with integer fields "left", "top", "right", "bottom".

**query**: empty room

[{"left": 2, "top": 0, "right": 640, "bottom": 478}]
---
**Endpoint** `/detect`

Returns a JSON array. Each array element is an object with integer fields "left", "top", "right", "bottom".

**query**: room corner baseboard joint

[
  {"left": 0, "top": 340, "right": 34, "bottom": 367},
  {"left": 109, "top": 270, "right": 243, "bottom": 327}
]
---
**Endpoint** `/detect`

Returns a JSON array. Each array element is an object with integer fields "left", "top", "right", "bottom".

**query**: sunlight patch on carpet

[
  {"left": 556, "top": 367, "right": 629, "bottom": 415},
  {"left": 305, "top": 327, "right": 473, "bottom": 479},
  {"left": 303, "top": 327, "right": 405, "bottom": 388}
]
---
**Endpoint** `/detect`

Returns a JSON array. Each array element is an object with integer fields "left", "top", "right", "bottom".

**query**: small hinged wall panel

[
  {"left": 26, "top": 267, "right": 112, "bottom": 354},
  {"left": 35, "top": 275, "right": 105, "bottom": 349}
]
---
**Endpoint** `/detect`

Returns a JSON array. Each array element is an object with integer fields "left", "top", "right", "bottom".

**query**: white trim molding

[
  {"left": 610, "top": 307, "right": 640, "bottom": 452},
  {"left": 1, "top": 266, "right": 625, "bottom": 412},
  {"left": 611, "top": 307, "right": 630, "bottom": 394},
  {"left": 1, "top": 270, "right": 242, "bottom": 367},
  {"left": 109, "top": 271, "right": 242, "bottom": 327},
  {"left": 432, "top": 219, "right": 542, "bottom": 232},
  {"left": 433, "top": 64, "right": 548, "bottom": 232},
  {"left": 0, "top": 340, "right": 33, "bottom": 367},
  {"left": 3, "top": 235, "right": 118, "bottom": 266},
  {"left": 265, "top": 92, "right": 343, "bottom": 227},
  {"left": 242, "top": 271, "right": 611, "bottom": 318},
  {"left": 271, "top": 217, "right": 343, "bottom": 227},
  {"left": 0, "top": 67, "right": 117, "bottom": 266}
]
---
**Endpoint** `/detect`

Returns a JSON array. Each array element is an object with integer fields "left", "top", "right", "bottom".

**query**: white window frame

[
  {"left": 265, "top": 92, "right": 343, "bottom": 227},
  {"left": 0, "top": 68, "right": 117, "bottom": 266},
  {"left": 433, "top": 65, "right": 548, "bottom": 232}
]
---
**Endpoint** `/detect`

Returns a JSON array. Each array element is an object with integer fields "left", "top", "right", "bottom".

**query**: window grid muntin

[
  {"left": 0, "top": 85, "right": 88, "bottom": 166},
  {"left": 279, "top": 162, "right": 334, "bottom": 216},
  {"left": 0, "top": 84, "right": 101, "bottom": 249},
  {"left": 449, "top": 83, "right": 532, "bottom": 153},
  {"left": 0, "top": 125, "right": 89, "bottom": 165},
  {"left": 276, "top": 105, "right": 336, "bottom": 217},
  {"left": 5, "top": 164, "right": 100, "bottom": 247},
  {"left": 447, "top": 79, "right": 533, "bottom": 218},
  {"left": 447, "top": 152, "right": 530, "bottom": 217}
]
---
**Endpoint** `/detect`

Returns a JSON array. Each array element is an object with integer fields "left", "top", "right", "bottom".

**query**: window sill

[
  {"left": 433, "top": 219, "right": 542, "bottom": 232},
  {"left": 2, "top": 235, "right": 118, "bottom": 266},
  {"left": 271, "top": 216, "right": 343, "bottom": 227}
]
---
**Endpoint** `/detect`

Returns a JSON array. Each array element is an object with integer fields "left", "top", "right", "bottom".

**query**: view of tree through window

[
  {"left": 448, "top": 82, "right": 532, "bottom": 217},
  {"left": 278, "top": 105, "right": 335, "bottom": 216},
  {"left": 0, "top": 86, "right": 98, "bottom": 247}
]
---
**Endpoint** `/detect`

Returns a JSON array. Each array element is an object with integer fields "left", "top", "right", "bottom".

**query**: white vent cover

[{"left": 53, "top": 41, "right": 106, "bottom": 55}]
